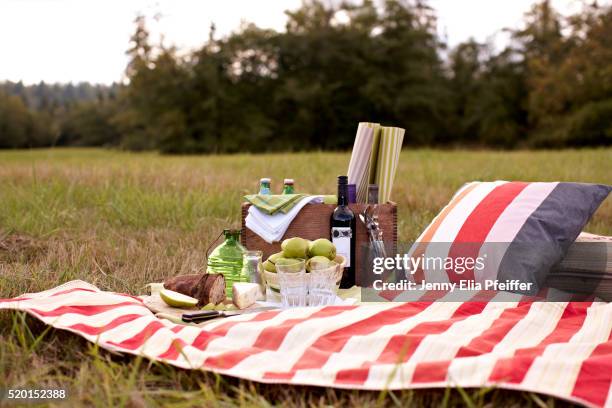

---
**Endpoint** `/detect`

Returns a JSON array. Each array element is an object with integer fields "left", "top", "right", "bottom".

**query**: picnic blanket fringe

[{"left": 1, "top": 280, "right": 611, "bottom": 408}]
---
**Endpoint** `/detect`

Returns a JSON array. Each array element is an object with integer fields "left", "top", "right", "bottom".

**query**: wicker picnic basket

[{"left": 241, "top": 202, "right": 397, "bottom": 285}]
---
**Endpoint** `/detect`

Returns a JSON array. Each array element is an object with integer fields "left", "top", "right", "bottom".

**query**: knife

[{"left": 181, "top": 306, "right": 278, "bottom": 323}]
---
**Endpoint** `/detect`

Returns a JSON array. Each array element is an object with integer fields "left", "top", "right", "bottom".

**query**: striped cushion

[{"left": 412, "top": 181, "right": 611, "bottom": 293}]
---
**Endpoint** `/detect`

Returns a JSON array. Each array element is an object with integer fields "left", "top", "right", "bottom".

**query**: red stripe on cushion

[
  {"left": 446, "top": 182, "right": 529, "bottom": 282},
  {"left": 412, "top": 183, "right": 481, "bottom": 283}
]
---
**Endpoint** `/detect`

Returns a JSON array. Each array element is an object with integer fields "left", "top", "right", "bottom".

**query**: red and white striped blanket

[{"left": 1, "top": 280, "right": 611, "bottom": 407}]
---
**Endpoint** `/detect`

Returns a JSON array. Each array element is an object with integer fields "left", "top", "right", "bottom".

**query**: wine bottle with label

[{"left": 331, "top": 175, "right": 356, "bottom": 288}]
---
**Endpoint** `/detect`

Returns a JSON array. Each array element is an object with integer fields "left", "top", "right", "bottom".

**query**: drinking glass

[
  {"left": 308, "top": 263, "right": 338, "bottom": 306},
  {"left": 276, "top": 259, "right": 308, "bottom": 308},
  {"left": 242, "top": 250, "right": 262, "bottom": 281},
  {"left": 242, "top": 250, "right": 264, "bottom": 298}
]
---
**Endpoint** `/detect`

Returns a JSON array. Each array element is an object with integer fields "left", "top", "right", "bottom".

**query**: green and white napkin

[
  {"left": 244, "top": 194, "right": 307, "bottom": 215},
  {"left": 245, "top": 194, "right": 338, "bottom": 215}
]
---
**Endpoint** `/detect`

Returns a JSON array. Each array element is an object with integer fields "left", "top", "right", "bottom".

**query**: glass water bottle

[
  {"left": 207, "top": 229, "right": 247, "bottom": 297},
  {"left": 282, "top": 178, "right": 295, "bottom": 194},
  {"left": 259, "top": 178, "right": 271, "bottom": 195}
]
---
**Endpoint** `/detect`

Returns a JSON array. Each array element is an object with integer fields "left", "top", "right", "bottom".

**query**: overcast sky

[{"left": 0, "top": 0, "right": 594, "bottom": 84}]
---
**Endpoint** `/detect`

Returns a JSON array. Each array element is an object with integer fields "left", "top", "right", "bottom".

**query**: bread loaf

[{"left": 163, "top": 273, "right": 226, "bottom": 306}]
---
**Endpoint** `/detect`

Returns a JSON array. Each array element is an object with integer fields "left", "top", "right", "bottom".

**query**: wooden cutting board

[{"left": 140, "top": 293, "right": 271, "bottom": 326}]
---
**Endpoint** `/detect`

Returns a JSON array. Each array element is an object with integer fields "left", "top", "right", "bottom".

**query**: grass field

[{"left": 1, "top": 147, "right": 611, "bottom": 407}]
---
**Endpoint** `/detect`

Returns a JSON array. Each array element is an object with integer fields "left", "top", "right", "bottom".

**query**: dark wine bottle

[{"left": 331, "top": 175, "right": 356, "bottom": 288}]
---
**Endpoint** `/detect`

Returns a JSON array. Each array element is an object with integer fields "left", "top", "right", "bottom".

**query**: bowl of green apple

[{"left": 262, "top": 237, "right": 344, "bottom": 296}]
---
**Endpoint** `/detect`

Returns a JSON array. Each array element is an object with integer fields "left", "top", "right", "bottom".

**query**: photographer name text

[{"left": 372, "top": 279, "right": 533, "bottom": 292}]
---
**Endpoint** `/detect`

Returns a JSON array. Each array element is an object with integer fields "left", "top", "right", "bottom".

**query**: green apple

[
  {"left": 160, "top": 289, "right": 198, "bottom": 308},
  {"left": 281, "top": 237, "right": 309, "bottom": 258},
  {"left": 275, "top": 257, "right": 304, "bottom": 273},
  {"left": 306, "top": 256, "right": 335, "bottom": 271},
  {"left": 263, "top": 259, "right": 277, "bottom": 273},
  {"left": 268, "top": 251, "right": 283, "bottom": 263},
  {"left": 263, "top": 251, "right": 285, "bottom": 273},
  {"left": 308, "top": 238, "right": 336, "bottom": 260}
]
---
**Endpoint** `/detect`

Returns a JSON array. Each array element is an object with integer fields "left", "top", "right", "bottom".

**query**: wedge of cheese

[{"left": 232, "top": 282, "right": 262, "bottom": 309}]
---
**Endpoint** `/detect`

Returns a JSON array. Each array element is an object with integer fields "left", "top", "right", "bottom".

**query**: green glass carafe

[{"left": 206, "top": 229, "right": 247, "bottom": 297}]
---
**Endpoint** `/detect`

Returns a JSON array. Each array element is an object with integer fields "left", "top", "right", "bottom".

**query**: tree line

[
  {"left": 0, "top": 82, "right": 119, "bottom": 148},
  {"left": 1, "top": 0, "right": 611, "bottom": 152}
]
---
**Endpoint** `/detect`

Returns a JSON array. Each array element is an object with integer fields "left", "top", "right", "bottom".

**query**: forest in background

[{"left": 1, "top": 0, "right": 611, "bottom": 153}]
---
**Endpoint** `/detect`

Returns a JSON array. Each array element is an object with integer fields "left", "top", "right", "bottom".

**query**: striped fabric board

[
  {"left": 347, "top": 123, "right": 376, "bottom": 203},
  {"left": 347, "top": 123, "right": 405, "bottom": 203},
  {"left": 2, "top": 281, "right": 612, "bottom": 407},
  {"left": 364, "top": 123, "right": 381, "bottom": 197},
  {"left": 375, "top": 127, "right": 405, "bottom": 204},
  {"left": 410, "top": 181, "right": 612, "bottom": 293},
  {"left": 347, "top": 122, "right": 381, "bottom": 203}
]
